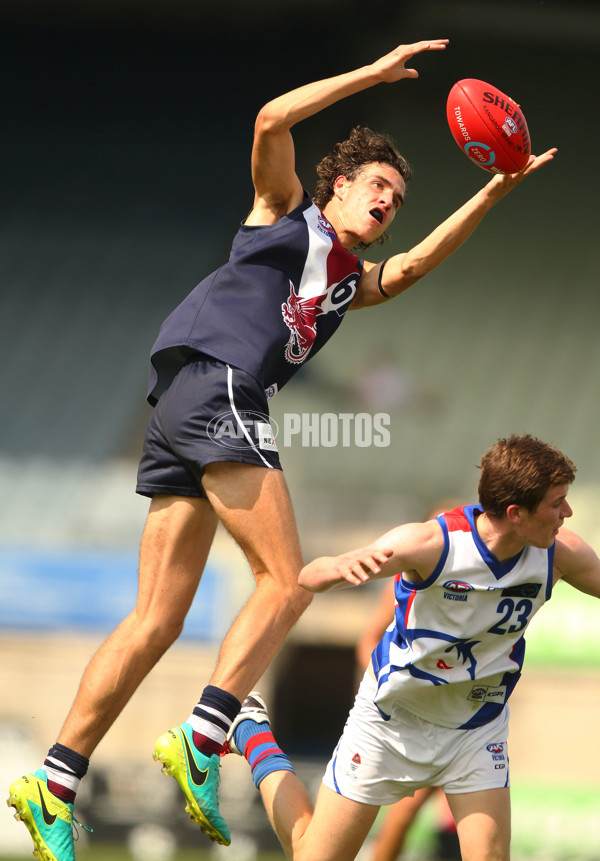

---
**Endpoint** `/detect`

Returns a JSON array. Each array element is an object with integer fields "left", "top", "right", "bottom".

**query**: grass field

[
  {"left": 3, "top": 781, "right": 600, "bottom": 861},
  {"left": 1, "top": 844, "right": 285, "bottom": 861},
  {"left": 0, "top": 838, "right": 285, "bottom": 861}
]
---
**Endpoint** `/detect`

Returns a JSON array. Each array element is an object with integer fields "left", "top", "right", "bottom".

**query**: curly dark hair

[
  {"left": 478, "top": 434, "right": 576, "bottom": 518},
  {"left": 313, "top": 125, "right": 412, "bottom": 247}
]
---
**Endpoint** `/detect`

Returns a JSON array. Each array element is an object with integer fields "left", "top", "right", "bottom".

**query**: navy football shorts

[{"left": 136, "top": 354, "right": 282, "bottom": 499}]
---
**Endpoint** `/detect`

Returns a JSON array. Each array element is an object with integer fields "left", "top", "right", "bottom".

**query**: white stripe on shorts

[{"left": 226, "top": 365, "right": 272, "bottom": 468}]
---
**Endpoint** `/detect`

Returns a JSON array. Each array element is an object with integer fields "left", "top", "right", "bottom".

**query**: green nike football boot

[
  {"left": 154, "top": 722, "right": 230, "bottom": 846},
  {"left": 7, "top": 769, "right": 77, "bottom": 861}
]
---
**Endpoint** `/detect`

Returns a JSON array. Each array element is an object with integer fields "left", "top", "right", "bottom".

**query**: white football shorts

[{"left": 322, "top": 674, "right": 510, "bottom": 806}]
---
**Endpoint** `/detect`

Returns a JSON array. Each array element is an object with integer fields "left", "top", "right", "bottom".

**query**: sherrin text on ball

[{"left": 446, "top": 78, "right": 531, "bottom": 174}]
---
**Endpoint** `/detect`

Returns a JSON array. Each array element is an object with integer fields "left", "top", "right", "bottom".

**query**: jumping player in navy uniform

[
  {"left": 7, "top": 38, "right": 558, "bottom": 860},
  {"left": 225, "top": 435, "right": 600, "bottom": 861}
]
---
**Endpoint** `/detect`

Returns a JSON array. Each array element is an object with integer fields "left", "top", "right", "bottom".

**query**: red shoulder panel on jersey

[{"left": 442, "top": 506, "right": 471, "bottom": 532}]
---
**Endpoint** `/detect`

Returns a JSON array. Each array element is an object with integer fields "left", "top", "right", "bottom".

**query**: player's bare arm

[
  {"left": 246, "top": 39, "right": 449, "bottom": 227},
  {"left": 297, "top": 547, "right": 394, "bottom": 592},
  {"left": 553, "top": 527, "right": 600, "bottom": 597},
  {"left": 298, "top": 519, "right": 444, "bottom": 593},
  {"left": 352, "top": 147, "right": 558, "bottom": 308}
]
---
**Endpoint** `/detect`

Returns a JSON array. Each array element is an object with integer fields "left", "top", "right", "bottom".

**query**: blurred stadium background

[{"left": 1, "top": 0, "right": 600, "bottom": 858}]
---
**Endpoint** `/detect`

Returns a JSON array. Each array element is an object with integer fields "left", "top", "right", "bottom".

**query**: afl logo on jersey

[
  {"left": 443, "top": 580, "right": 472, "bottom": 603},
  {"left": 469, "top": 687, "right": 487, "bottom": 702},
  {"left": 317, "top": 214, "right": 336, "bottom": 238},
  {"left": 486, "top": 743, "right": 504, "bottom": 754},
  {"left": 443, "top": 580, "right": 473, "bottom": 593}
]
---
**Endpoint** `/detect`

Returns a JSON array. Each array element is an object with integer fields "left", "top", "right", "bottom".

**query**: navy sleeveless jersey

[{"left": 147, "top": 194, "right": 363, "bottom": 405}]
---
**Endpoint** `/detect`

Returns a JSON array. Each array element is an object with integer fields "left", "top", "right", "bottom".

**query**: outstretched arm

[
  {"left": 352, "top": 148, "right": 557, "bottom": 308},
  {"left": 246, "top": 39, "right": 449, "bottom": 226},
  {"left": 298, "top": 546, "right": 395, "bottom": 594},
  {"left": 554, "top": 527, "right": 600, "bottom": 598},
  {"left": 298, "top": 520, "right": 444, "bottom": 593}
]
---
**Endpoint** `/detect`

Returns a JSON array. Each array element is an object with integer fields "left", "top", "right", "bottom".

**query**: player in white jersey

[
  {"left": 354, "top": 499, "right": 464, "bottom": 861},
  {"left": 226, "top": 435, "right": 600, "bottom": 861}
]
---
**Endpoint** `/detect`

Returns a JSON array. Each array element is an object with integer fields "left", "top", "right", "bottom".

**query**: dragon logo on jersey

[
  {"left": 281, "top": 281, "right": 326, "bottom": 364},
  {"left": 281, "top": 276, "right": 357, "bottom": 364}
]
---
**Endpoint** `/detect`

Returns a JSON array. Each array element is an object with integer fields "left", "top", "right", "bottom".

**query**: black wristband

[{"left": 377, "top": 259, "right": 392, "bottom": 299}]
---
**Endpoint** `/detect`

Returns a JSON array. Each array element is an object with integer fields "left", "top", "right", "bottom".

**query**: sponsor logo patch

[
  {"left": 468, "top": 685, "right": 507, "bottom": 704},
  {"left": 257, "top": 421, "right": 278, "bottom": 452},
  {"left": 501, "top": 583, "right": 541, "bottom": 598}
]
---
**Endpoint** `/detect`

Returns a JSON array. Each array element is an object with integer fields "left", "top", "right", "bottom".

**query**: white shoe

[{"left": 225, "top": 692, "right": 270, "bottom": 755}]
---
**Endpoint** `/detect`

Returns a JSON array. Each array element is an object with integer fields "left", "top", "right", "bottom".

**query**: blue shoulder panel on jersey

[
  {"left": 463, "top": 505, "right": 525, "bottom": 581},
  {"left": 545, "top": 542, "right": 555, "bottom": 600}
]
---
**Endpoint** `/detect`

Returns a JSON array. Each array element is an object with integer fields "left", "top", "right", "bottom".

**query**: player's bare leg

[
  {"left": 152, "top": 464, "right": 312, "bottom": 845},
  {"left": 371, "top": 786, "right": 439, "bottom": 861},
  {"left": 445, "top": 788, "right": 510, "bottom": 861},
  {"left": 57, "top": 494, "right": 218, "bottom": 757},
  {"left": 8, "top": 495, "right": 218, "bottom": 860},
  {"left": 257, "top": 772, "right": 379, "bottom": 861},
  {"left": 201, "top": 462, "right": 313, "bottom": 699},
  {"left": 56, "top": 464, "right": 309, "bottom": 755}
]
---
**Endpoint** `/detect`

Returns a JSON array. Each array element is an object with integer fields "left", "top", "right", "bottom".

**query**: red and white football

[{"left": 446, "top": 79, "right": 531, "bottom": 174}]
